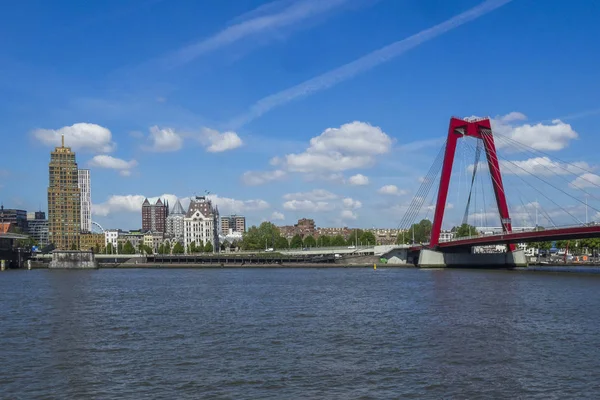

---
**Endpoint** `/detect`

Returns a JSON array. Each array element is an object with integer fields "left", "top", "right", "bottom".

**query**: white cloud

[
  {"left": 200, "top": 128, "right": 243, "bottom": 153},
  {"left": 492, "top": 113, "right": 578, "bottom": 151},
  {"left": 242, "top": 121, "right": 391, "bottom": 183},
  {"left": 283, "top": 121, "right": 393, "bottom": 173},
  {"left": 88, "top": 155, "right": 138, "bottom": 177},
  {"left": 498, "top": 111, "right": 527, "bottom": 123},
  {"left": 378, "top": 184, "right": 407, "bottom": 196},
  {"left": 283, "top": 189, "right": 338, "bottom": 201},
  {"left": 159, "top": 0, "right": 351, "bottom": 69},
  {"left": 93, "top": 193, "right": 269, "bottom": 217},
  {"left": 207, "top": 194, "right": 270, "bottom": 214},
  {"left": 230, "top": 0, "right": 512, "bottom": 127},
  {"left": 271, "top": 211, "right": 285, "bottom": 221},
  {"left": 145, "top": 126, "right": 183, "bottom": 152},
  {"left": 468, "top": 157, "right": 593, "bottom": 177},
  {"left": 242, "top": 169, "right": 286, "bottom": 186},
  {"left": 283, "top": 200, "right": 334, "bottom": 212},
  {"left": 570, "top": 173, "right": 600, "bottom": 189},
  {"left": 33, "top": 123, "right": 115, "bottom": 153},
  {"left": 342, "top": 197, "right": 362, "bottom": 209},
  {"left": 92, "top": 194, "right": 146, "bottom": 216},
  {"left": 348, "top": 174, "right": 369, "bottom": 185},
  {"left": 340, "top": 210, "right": 357, "bottom": 220}
]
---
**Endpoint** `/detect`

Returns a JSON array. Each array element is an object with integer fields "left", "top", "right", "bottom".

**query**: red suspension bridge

[{"left": 394, "top": 116, "right": 600, "bottom": 268}]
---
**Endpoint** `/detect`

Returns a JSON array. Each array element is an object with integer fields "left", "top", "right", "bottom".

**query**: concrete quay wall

[
  {"left": 418, "top": 249, "right": 528, "bottom": 268},
  {"left": 49, "top": 250, "right": 99, "bottom": 269}
]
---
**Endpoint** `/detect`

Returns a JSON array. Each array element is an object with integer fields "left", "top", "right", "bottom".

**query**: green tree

[
  {"left": 454, "top": 223, "right": 477, "bottom": 238},
  {"left": 106, "top": 242, "right": 114, "bottom": 254},
  {"left": 258, "top": 222, "right": 280, "bottom": 249},
  {"left": 242, "top": 226, "right": 262, "bottom": 250},
  {"left": 189, "top": 242, "right": 197, "bottom": 254},
  {"left": 70, "top": 242, "right": 78, "bottom": 250},
  {"left": 93, "top": 244, "right": 100, "bottom": 254},
  {"left": 555, "top": 240, "right": 570, "bottom": 250},
  {"left": 122, "top": 240, "right": 135, "bottom": 254},
  {"left": 396, "top": 231, "right": 408, "bottom": 244},
  {"left": 360, "top": 231, "right": 377, "bottom": 246},
  {"left": 117, "top": 242, "right": 124, "bottom": 254},
  {"left": 164, "top": 240, "right": 171, "bottom": 254},
  {"left": 290, "top": 234, "right": 303, "bottom": 248},
  {"left": 319, "top": 235, "right": 331, "bottom": 247},
  {"left": 346, "top": 229, "right": 364, "bottom": 246},
  {"left": 331, "top": 235, "right": 346, "bottom": 246},
  {"left": 204, "top": 241, "right": 213, "bottom": 253},
  {"left": 157, "top": 244, "right": 165, "bottom": 254},
  {"left": 406, "top": 219, "right": 433, "bottom": 244},
  {"left": 172, "top": 242, "right": 185, "bottom": 254},
  {"left": 274, "top": 236, "right": 289, "bottom": 249},
  {"left": 303, "top": 235, "right": 317, "bottom": 248},
  {"left": 530, "top": 241, "right": 552, "bottom": 251}
]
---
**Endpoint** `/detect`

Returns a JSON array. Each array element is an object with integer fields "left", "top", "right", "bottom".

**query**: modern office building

[
  {"left": 166, "top": 199, "right": 186, "bottom": 242},
  {"left": 78, "top": 169, "right": 92, "bottom": 233},
  {"left": 47, "top": 135, "right": 81, "bottom": 250},
  {"left": 26, "top": 211, "right": 49, "bottom": 248},
  {"left": 0, "top": 206, "right": 28, "bottom": 232},
  {"left": 220, "top": 215, "right": 246, "bottom": 235},
  {"left": 142, "top": 198, "right": 169, "bottom": 233},
  {"left": 183, "top": 196, "right": 219, "bottom": 253}
]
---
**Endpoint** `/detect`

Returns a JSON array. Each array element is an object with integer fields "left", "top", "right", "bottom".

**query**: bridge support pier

[{"left": 418, "top": 249, "right": 528, "bottom": 268}]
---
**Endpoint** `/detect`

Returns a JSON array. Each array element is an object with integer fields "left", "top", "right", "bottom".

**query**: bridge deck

[{"left": 439, "top": 225, "right": 600, "bottom": 248}]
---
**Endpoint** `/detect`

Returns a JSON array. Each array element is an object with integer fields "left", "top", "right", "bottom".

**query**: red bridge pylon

[{"left": 429, "top": 117, "right": 516, "bottom": 251}]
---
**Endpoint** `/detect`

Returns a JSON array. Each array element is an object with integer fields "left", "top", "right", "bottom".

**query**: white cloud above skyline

[
  {"left": 145, "top": 126, "right": 184, "bottom": 152},
  {"left": 32, "top": 123, "right": 116, "bottom": 153},
  {"left": 243, "top": 121, "right": 392, "bottom": 185},
  {"left": 199, "top": 128, "right": 243, "bottom": 153},
  {"left": 88, "top": 155, "right": 138, "bottom": 177}
]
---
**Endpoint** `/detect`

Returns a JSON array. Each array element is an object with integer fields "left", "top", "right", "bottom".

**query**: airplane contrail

[{"left": 229, "top": 0, "right": 514, "bottom": 128}]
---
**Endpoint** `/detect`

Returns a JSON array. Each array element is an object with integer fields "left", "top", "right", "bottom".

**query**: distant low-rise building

[
  {"left": 221, "top": 215, "right": 246, "bottom": 235},
  {"left": 0, "top": 206, "right": 28, "bottom": 232},
  {"left": 317, "top": 227, "right": 352, "bottom": 240},
  {"left": 144, "top": 232, "right": 165, "bottom": 254},
  {"left": 80, "top": 233, "right": 105, "bottom": 252},
  {"left": 118, "top": 231, "right": 144, "bottom": 250},
  {"left": 278, "top": 218, "right": 317, "bottom": 239},
  {"left": 104, "top": 229, "right": 121, "bottom": 250},
  {"left": 439, "top": 230, "right": 455, "bottom": 243},
  {"left": 26, "top": 211, "right": 49, "bottom": 248}
]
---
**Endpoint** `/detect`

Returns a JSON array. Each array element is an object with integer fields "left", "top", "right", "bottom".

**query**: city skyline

[{"left": 1, "top": 0, "right": 600, "bottom": 231}]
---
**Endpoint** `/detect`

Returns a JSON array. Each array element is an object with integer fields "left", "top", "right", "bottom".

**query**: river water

[{"left": 1, "top": 268, "right": 600, "bottom": 399}]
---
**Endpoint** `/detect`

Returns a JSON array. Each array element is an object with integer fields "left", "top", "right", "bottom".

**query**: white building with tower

[
  {"left": 183, "top": 196, "right": 219, "bottom": 253},
  {"left": 78, "top": 169, "right": 92, "bottom": 233}
]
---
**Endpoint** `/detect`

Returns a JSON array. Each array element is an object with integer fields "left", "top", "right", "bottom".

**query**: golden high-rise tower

[{"left": 48, "top": 135, "right": 81, "bottom": 250}]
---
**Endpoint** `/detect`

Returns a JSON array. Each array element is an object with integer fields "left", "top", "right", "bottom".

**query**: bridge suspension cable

[
  {"left": 397, "top": 140, "right": 446, "bottom": 232},
  {"left": 487, "top": 133, "right": 600, "bottom": 216}
]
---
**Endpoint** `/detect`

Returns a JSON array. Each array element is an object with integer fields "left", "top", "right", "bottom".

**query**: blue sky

[{"left": 1, "top": 0, "right": 600, "bottom": 231}]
